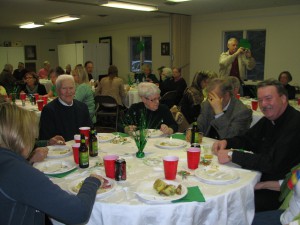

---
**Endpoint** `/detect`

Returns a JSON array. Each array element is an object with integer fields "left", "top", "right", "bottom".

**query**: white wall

[
  {"left": 190, "top": 5, "right": 300, "bottom": 86},
  {"left": 64, "top": 17, "right": 171, "bottom": 81}
]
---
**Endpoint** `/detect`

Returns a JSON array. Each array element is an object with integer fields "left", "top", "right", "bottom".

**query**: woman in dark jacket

[
  {"left": 278, "top": 71, "right": 296, "bottom": 100},
  {"left": 20, "top": 71, "right": 47, "bottom": 95}
]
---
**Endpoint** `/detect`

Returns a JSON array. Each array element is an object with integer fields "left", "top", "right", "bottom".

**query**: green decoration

[
  {"left": 137, "top": 41, "right": 145, "bottom": 53},
  {"left": 238, "top": 38, "right": 251, "bottom": 50}
]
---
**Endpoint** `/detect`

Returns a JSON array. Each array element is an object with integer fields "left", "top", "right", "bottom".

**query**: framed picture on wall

[
  {"left": 24, "top": 45, "right": 37, "bottom": 60},
  {"left": 99, "top": 36, "right": 112, "bottom": 65},
  {"left": 161, "top": 42, "right": 170, "bottom": 56}
]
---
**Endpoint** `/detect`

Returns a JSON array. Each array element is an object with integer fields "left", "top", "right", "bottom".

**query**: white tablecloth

[
  {"left": 124, "top": 89, "right": 141, "bottom": 108},
  {"left": 49, "top": 136, "right": 260, "bottom": 225},
  {"left": 40, "top": 79, "right": 53, "bottom": 93},
  {"left": 15, "top": 99, "right": 41, "bottom": 117}
]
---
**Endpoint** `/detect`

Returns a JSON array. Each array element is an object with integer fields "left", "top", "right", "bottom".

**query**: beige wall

[
  {"left": 64, "top": 17, "right": 171, "bottom": 81},
  {"left": 190, "top": 5, "right": 300, "bottom": 86}
]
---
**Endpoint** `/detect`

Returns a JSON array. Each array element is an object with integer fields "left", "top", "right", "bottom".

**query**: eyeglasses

[{"left": 145, "top": 97, "right": 161, "bottom": 102}]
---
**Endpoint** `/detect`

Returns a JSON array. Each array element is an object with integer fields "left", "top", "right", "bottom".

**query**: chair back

[{"left": 160, "top": 90, "right": 177, "bottom": 108}]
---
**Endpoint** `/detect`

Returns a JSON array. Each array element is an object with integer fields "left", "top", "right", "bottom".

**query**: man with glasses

[{"left": 123, "top": 82, "right": 178, "bottom": 135}]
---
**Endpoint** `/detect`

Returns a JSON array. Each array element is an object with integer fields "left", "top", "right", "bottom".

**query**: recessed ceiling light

[
  {"left": 50, "top": 15, "right": 80, "bottom": 23},
  {"left": 19, "top": 22, "right": 44, "bottom": 29}
]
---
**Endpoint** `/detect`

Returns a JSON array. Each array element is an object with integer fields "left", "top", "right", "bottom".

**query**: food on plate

[
  {"left": 50, "top": 148, "right": 70, "bottom": 155},
  {"left": 160, "top": 141, "right": 179, "bottom": 147},
  {"left": 200, "top": 154, "right": 213, "bottom": 166},
  {"left": 72, "top": 178, "right": 112, "bottom": 194},
  {"left": 153, "top": 179, "right": 182, "bottom": 196},
  {"left": 98, "top": 135, "right": 113, "bottom": 141},
  {"left": 177, "top": 170, "right": 191, "bottom": 179},
  {"left": 111, "top": 136, "right": 127, "bottom": 144}
]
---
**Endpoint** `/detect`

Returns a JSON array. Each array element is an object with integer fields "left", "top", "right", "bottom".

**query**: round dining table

[{"left": 44, "top": 133, "right": 261, "bottom": 225}]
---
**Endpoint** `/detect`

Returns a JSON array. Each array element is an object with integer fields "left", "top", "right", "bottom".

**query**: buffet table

[{"left": 41, "top": 134, "right": 261, "bottom": 225}]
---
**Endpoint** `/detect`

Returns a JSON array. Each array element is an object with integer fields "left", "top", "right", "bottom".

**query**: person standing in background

[
  {"left": 84, "top": 61, "right": 94, "bottom": 81},
  {"left": 38, "top": 61, "right": 51, "bottom": 79},
  {"left": 65, "top": 64, "right": 72, "bottom": 75},
  {"left": 219, "top": 38, "right": 256, "bottom": 95}
]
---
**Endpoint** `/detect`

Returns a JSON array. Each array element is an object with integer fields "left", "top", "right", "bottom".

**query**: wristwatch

[{"left": 227, "top": 150, "right": 233, "bottom": 159}]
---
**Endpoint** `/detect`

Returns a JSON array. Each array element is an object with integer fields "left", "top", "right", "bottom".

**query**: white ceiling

[{"left": 1, "top": 0, "right": 300, "bottom": 31}]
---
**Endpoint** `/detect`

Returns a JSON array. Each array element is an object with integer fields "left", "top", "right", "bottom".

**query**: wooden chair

[
  {"left": 160, "top": 90, "right": 178, "bottom": 108},
  {"left": 94, "top": 95, "right": 119, "bottom": 132}
]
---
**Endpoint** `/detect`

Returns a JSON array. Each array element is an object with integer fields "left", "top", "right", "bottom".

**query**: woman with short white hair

[{"left": 123, "top": 82, "right": 178, "bottom": 135}]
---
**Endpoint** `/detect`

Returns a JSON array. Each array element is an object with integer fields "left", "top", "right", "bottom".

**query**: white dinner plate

[
  {"left": 147, "top": 129, "right": 164, "bottom": 138},
  {"left": 68, "top": 177, "right": 116, "bottom": 199},
  {"left": 47, "top": 145, "right": 72, "bottom": 158},
  {"left": 97, "top": 133, "right": 115, "bottom": 143},
  {"left": 34, "top": 160, "right": 76, "bottom": 175},
  {"left": 135, "top": 179, "right": 187, "bottom": 204},
  {"left": 194, "top": 165, "right": 239, "bottom": 185},
  {"left": 155, "top": 139, "right": 187, "bottom": 149}
]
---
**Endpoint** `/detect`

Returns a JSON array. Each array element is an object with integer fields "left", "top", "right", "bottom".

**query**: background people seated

[
  {"left": 73, "top": 66, "right": 96, "bottom": 123},
  {"left": 159, "top": 66, "right": 187, "bottom": 105},
  {"left": 45, "top": 66, "right": 65, "bottom": 98},
  {"left": 95, "top": 65, "right": 126, "bottom": 108},
  {"left": 84, "top": 61, "right": 94, "bottom": 81},
  {"left": 179, "top": 70, "right": 212, "bottom": 124},
  {"left": 0, "top": 64, "right": 16, "bottom": 95},
  {"left": 212, "top": 79, "right": 300, "bottom": 212},
  {"left": 197, "top": 77, "right": 252, "bottom": 139},
  {"left": 278, "top": 71, "right": 296, "bottom": 100},
  {"left": 13, "top": 62, "right": 27, "bottom": 84},
  {"left": 39, "top": 75, "right": 92, "bottom": 141},
  {"left": 0, "top": 103, "right": 104, "bottom": 225},
  {"left": 20, "top": 71, "right": 47, "bottom": 95},
  {"left": 122, "top": 82, "right": 178, "bottom": 135},
  {"left": 135, "top": 64, "right": 159, "bottom": 84},
  {"left": 38, "top": 60, "right": 51, "bottom": 79}
]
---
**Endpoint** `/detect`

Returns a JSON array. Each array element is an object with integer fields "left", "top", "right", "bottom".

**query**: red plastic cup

[
  {"left": 187, "top": 147, "right": 201, "bottom": 170},
  {"left": 74, "top": 134, "right": 88, "bottom": 143},
  {"left": 163, "top": 156, "right": 179, "bottom": 180},
  {"left": 37, "top": 100, "right": 44, "bottom": 111},
  {"left": 251, "top": 100, "right": 258, "bottom": 111},
  {"left": 33, "top": 93, "right": 39, "bottom": 101},
  {"left": 20, "top": 92, "right": 26, "bottom": 101},
  {"left": 42, "top": 96, "right": 48, "bottom": 105},
  {"left": 103, "top": 155, "right": 119, "bottom": 179},
  {"left": 72, "top": 143, "right": 80, "bottom": 164},
  {"left": 236, "top": 94, "right": 240, "bottom": 100},
  {"left": 298, "top": 98, "right": 300, "bottom": 105}
]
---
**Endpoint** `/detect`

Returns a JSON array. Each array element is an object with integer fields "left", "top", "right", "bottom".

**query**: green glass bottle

[
  {"left": 190, "top": 120, "right": 199, "bottom": 146},
  {"left": 89, "top": 128, "right": 98, "bottom": 157},
  {"left": 79, "top": 134, "right": 89, "bottom": 168}
]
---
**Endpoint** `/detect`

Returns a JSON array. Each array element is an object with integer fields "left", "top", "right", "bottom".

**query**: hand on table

[
  {"left": 48, "top": 135, "right": 65, "bottom": 145},
  {"left": 212, "top": 140, "right": 227, "bottom": 155},
  {"left": 160, "top": 124, "right": 173, "bottom": 135},
  {"left": 254, "top": 181, "right": 280, "bottom": 191},
  {"left": 216, "top": 149, "right": 232, "bottom": 164},
  {"left": 29, "top": 147, "right": 49, "bottom": 163}
]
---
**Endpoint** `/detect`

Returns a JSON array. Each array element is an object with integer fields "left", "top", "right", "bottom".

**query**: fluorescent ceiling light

[
  {"left": 50, "top": 15, "right": 80, "bottom": 23},
  {"left": 19, "top": 22, "right": 44, "bottom": 29},
  {"left": 99, "top": 0, "right": 158, "bottom": 12},
  {"left": 166, "top": 0, "right": 191, "bottom": 2}
]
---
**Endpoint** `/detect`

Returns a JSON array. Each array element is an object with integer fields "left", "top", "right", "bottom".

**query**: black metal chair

[
  {"left": 94, "top": 95, "right": 119, "bottom": 132},
  {"left": 160, "top": 90, "right": 178, "bottom": 108}
]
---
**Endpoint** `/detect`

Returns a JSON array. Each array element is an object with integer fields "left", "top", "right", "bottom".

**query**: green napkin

[
  {"left": 47, "top": 168, "right": 77, "bottom": 178},
  {"left": 171, "top": 133, "right": 186, "bottom": 141},
  {"left": 112, "top": 132, "right": 129, "bottom": 137},
  {"left": 172, "top": 186, "right": 205, "bottom": 203}
]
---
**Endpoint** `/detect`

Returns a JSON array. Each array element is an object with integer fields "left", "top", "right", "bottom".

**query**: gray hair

[
  {"left": 138, "top": 82, "right": 160, "bottom": 98},
  {"left": 226, "top": 76, "right": 240, "bottom": 90},
  {"left": 228, "top": 38, "right": 238, "bottom": 45},
  {"left": 162, "top": 67, "right": 172, "bottom": 78},
  {"left": 207, "top": 78, "right": 234, "bottom": 97},
  {"left": 257, "top": 79, "right": 288, "bottom": 99},
  {"left": 56, "top": 74, "right": 75, "bottom": 90}
]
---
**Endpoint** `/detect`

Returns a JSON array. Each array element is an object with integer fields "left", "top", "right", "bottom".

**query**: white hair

[{"left": 138, "top": 82, "right": 160, "bottom": 98}]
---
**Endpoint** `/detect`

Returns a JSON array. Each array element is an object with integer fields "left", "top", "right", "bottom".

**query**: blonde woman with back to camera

[{"left": 0, "top": 103, "right": 104, "bottom": 225}]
